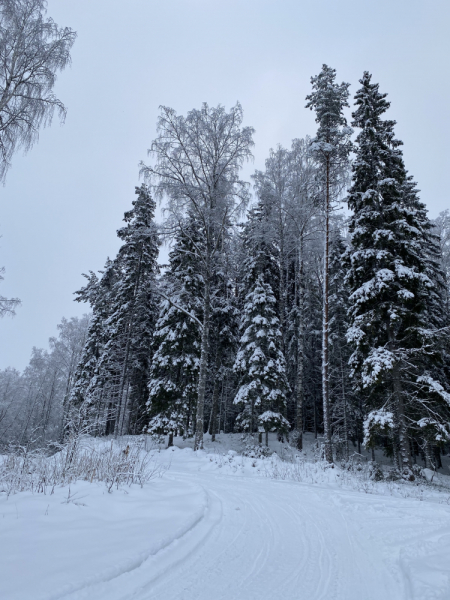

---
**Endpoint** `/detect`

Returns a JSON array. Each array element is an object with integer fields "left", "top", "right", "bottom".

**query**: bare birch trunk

[
  {"left": 209, "top": 378, "right": 220, "bottom": 442},
  {"left": 194, "top": 276, "right": 210, "bottom": 451},
  {"left": 339, "top": 351, "right": 349, "bottom": 460},
  {"left": 208, "top": 350, "right": 220, "bottom": 441}
]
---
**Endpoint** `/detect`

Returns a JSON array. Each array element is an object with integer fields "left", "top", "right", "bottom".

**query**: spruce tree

[
  {"left": 234, "top": 275, "right": 290, "bottom": 442},
  {"left": 70, "top": 185, "right": 159, "bottom": 437},
  {"left": 103, "top": 184, "right": 159, "bottom": 435},
  {"left": 68, "top": 260, "right": 118, "bottom": 436},
  {"left": 146, "top": 216, "right": 202, "bottom": 444},
  {"left": 345, "top": 72, "right": 450, "bottom": 477},
  {"left": 207, "top": 247, "right": 240, "bottom": 442}
]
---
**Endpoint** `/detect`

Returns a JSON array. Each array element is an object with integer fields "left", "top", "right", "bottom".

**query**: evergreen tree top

[
  {"left": 305, "top": 64, "right": 351, "bottom": 138},
  {"left": 117, "top": 185, "right": 158, "bottom": 246}
]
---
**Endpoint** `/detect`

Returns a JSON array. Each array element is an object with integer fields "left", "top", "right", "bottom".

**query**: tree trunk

[
  {"left": 209, "top": 378, "right": 220, "bottom": 442},
  {"left": 392, "top": 365, "right": 413, "bottom": 478},
  {"left": 296, "top": 243, "right": 304, "bottom": 451},
  {"left": 322, "top": 158, "right": 333, "bottom": 463},
  {"left": 194, "top": 277, "right": 210, "bottom": 451},
  {"left": 424, "top": 441, "right": 434, "bottom": 470},
  {"left": 118, "top": 380, "right": 131, "bottom": 436},
  {"left": 340, "top": 350, "right": 349, "bottom": 461},
  {"left": 167, "top": 431, "right": 174, "bottom": 448},
  {"left": 434, "top": 446, "right": 442, "bottom": 469},
  {"left": 208, "top": 351, "right": 221, "bottom": 441}
]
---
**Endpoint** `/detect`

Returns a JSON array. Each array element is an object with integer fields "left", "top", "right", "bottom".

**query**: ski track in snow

[
  {"left": 4, "top": 444, "right": 450, "bottom": 600},
  {"left": 49, "top": 456, "right": 450, "bottom": 600}
]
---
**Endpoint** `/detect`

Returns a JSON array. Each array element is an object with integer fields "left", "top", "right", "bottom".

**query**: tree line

[{"left": 2, "top": 66, "right": 450, "bottom": 479}]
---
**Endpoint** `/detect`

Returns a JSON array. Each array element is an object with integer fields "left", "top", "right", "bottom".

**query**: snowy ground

[{"left": 2, "top": 433, "right": 450, "bottom": 600}]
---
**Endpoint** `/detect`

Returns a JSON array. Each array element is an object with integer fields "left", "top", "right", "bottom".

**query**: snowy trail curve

[
  {"left": 144, "top": 474, "right": 400, "bottom": 600},
  {"left": 5, "top": 445, "right": 450, "bottom": 600},
  {"left": 60, "top": 454, "right": 450, "bottom": 600}
]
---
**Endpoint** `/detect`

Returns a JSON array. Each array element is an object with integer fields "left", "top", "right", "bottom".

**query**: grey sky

[{"left": 1, "top": 0, "right": 449, "bottom": 371}]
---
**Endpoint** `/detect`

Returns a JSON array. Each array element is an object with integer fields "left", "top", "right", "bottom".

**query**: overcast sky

[{"left": 1, "top": 0, "right": 449, "bottom": 371}]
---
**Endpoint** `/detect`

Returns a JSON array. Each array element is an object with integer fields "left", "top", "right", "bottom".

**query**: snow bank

[{"left": 0, "top": 478, "right": 207, "bottom": 600}]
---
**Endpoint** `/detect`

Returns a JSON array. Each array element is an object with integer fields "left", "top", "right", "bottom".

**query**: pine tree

[
  {"left": 234, "top": 275, "right": 290, "bottom": 443},
  {"left": 345, "top": 72, "right": 450, "bottom": 477},
  {"left": 306, "top": 64, "right": 352, "bottom": 462}
]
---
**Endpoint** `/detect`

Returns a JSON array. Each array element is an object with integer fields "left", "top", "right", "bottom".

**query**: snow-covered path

[
  {"left": 59, "top": 448, "right": 450, "bottom": 600},
  {"left": 147, "top": 474, "right": 399, "bottom": 600},
  {"left": 3, "top": 444, "right": 450, "bottom": 600},
  {"left": 136, "top": 473, "right": 449, "bottom": 600}
]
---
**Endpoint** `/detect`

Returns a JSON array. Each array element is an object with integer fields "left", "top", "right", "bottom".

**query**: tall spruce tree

[
  {"left": 306, "top": 65, "right": 352, "bottom": 462},
  {"left": 207, "top": 246, "right": 240, "bottom": 442},
  {"left": 104, "top": 184, "right": 159, "bottom": 435},
  {"left": 345, "top": 72, "right": 450, "bottom": 477},
  {"left": 146, "top": 216, "right": 202, "bottom": 444},
  {"left": 70, "top": 185, "right": 159, "bottom": 436}
]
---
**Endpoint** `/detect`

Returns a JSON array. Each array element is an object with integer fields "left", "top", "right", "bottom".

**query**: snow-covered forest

[
  {"left": 2, "top": 2, "right": 450, "bottom": 599},
  {"left": 2, "top": 67, "right": 450, "bottom": 478}
]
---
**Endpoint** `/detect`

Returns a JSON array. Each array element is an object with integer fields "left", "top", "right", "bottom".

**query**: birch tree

[
  {"left": 0, "top": 267, "right": 20, "bottom": 317},
  {"left": 141, "top": 102, "right": 254, "bottom": 450},
  {"left": 0, "top": 0, "right": 76, "bottom": 180},
  {"left": 250, "top": 138, "right": 319, "bottom": 449}
]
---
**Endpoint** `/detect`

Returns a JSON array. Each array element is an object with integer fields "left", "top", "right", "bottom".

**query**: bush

[{"left": 0, "top": 437, "right": 166, "bottom": 497}]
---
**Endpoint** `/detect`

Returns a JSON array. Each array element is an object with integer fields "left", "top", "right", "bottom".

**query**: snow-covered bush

[
  {"left": 368, "top": 461, "right": 384, "bottom": 481},
  {"left": 0, "top": 438, "right": 165, "bottom": 497},
  {"left": 363, "top": 410, "right": 395, "bottom": 448},
  {"left": 242, "top": 443, "right": 271, "bottom": 459},
  {"left": 258, "top": 411, "right": 290, "bottom": 446}
]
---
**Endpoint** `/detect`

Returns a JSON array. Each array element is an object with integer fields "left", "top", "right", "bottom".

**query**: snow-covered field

[{"left": 2, "top": 434, "right": 450, "bottom": 600}]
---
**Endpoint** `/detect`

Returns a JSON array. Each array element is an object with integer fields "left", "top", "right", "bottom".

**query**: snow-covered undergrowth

[
  {"left": 0, "top": 437, "right": 165, "bottom": 497},
  {"left": 161, "top": 432, "right": 450, "bottom": 505}
]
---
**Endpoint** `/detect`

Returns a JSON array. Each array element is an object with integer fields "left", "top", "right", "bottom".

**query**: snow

[
  {"left": 418, "top": 375, "right": 450, "bottom": 405},
  {"left": 0, "top": 474, "right": 207, "bottom": 600},
  {"left": 2, "top": 435, "right": 450, "bottom": 600},
  {"left": 363, "top": 409, "right": 395, "bottom": 446}
]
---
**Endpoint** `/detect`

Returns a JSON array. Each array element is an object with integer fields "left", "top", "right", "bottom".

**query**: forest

[{"left": 2, "top": 63, "right": 450, "bottom": 481}]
